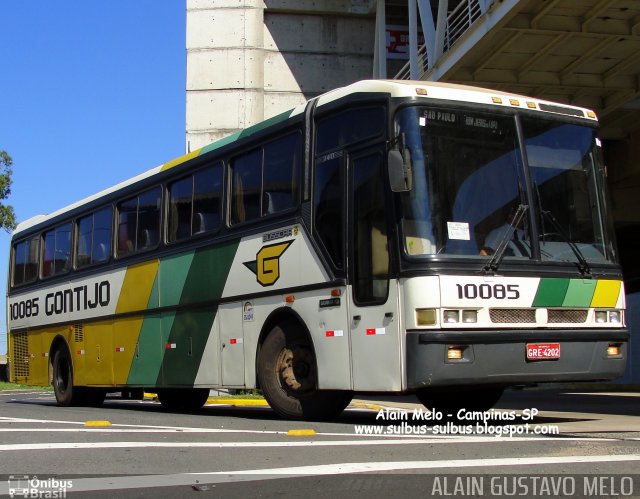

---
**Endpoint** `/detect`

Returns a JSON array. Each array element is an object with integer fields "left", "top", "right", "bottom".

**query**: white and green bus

[{"left": 7, "top": 80, "right": 627, "bottom": 419}]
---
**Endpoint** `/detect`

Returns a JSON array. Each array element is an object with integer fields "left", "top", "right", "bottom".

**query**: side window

[
  {"left": 168, "top": 164, "right": 223, "bottom": 242},
  {"left": 117, "top": 197, "right": 137, "bottom": 256},
  {"left": 137, "top": 188, "right": 161, "bottom": 250},
  {"left": 168, "top": 176, "right": 192, "bottom": 242},
  {"left": 117, "top": 186, "right": 161, "bottom": 257},
  {"left": 12, "top": 237, "right": 39, "bottom": 286},
  {"left": 231, "top": 149, "right": 262, "bottom": 224},
  {"left": 93, "top": 207, "right": 113, "bottom": 264},
  {"left": 42, "top": 223, "right": 72, "bottom": 278},
  {"left": 193, "top": 164, "right": 222, "bottom": 234},
  {"left": 263, "top": 134, "right": 300, "bottom": 215},
  {"left": 316, "top": 107, "right": 385, "bottom": 154},
  {"left": 230, "top": 132, "right": 301, "bottom": 225},
  {"left": 76, "top": 206, "right": 113, "bottom": 268},
  {"left": 314, "top": 156, "right": 343, "bottom": 270}
]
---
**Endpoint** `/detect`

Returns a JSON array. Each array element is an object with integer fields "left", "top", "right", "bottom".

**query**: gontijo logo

[{"left": 243, "top": 240, "right": 293, "bottom": 287}]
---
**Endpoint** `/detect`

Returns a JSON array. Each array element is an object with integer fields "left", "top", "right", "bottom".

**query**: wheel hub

[{"left": 276, "top": 345, "right": 315, "bottom": 393}]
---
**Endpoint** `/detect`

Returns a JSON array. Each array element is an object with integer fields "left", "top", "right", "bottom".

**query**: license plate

[{"left": 526, "top": 343, "right": 560, "bottom": 360}]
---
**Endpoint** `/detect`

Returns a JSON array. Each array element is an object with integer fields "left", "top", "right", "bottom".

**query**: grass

[
  {"left": 227, "top": 389, "right": 264, "bottom": 399},
  {"left": 0, "top": 382, "right": 52, "bottom": 391}
]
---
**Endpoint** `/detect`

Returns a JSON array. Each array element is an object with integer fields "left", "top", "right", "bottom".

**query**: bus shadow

[
  {"left": 496, "top": 389, "right": 640, "bottom": 417},
  {"left": 3, "top": 389, "right": 621, "bottom": 427}
]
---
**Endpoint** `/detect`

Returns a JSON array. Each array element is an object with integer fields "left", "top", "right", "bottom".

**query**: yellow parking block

[
  {"left": 287, "top": 429, "right": 317, "bottom": 436},
  {"left": 84, "top": 420, "right": 112, "bottom": 427},
  {"left": 205, "top": 398, "right": 269, "bottom": 406}
]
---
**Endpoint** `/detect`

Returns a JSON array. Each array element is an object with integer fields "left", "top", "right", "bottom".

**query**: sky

[{"left": 0, "top": 2, "right": 187, "bottom": 353}]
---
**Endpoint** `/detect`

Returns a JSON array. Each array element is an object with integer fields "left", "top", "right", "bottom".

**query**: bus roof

[{"left": 13, "top": 79, "right": 597, "bottom": 237}]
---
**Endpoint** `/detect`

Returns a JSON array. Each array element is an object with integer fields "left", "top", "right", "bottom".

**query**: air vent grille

[{"left": 11, "top": 332, "right": 29, "bottom": 378}]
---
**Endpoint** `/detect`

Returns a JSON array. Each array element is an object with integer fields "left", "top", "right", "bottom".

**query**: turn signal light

[
  {"left": 607, "top": 344, "right": 621, "bottom": 357},
  {"left": 416, "top": 308, "right": 437, "bottom": 326}
]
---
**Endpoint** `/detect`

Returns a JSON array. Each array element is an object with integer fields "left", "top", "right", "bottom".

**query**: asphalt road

[{"left": 0, "top": 388, "right": 639, "bottom": 498}]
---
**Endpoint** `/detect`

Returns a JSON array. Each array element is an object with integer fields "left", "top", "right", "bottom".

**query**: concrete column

[
  {"left": 186, "top": 0, "right": 265, "bottom": 150},
  {"left": 186, "top": 0, "right": 375, "bottom": 151}
]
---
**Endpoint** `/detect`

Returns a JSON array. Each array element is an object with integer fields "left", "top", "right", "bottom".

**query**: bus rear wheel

[
  {"left": 416, "top": 386, "right": 504, "bottom": 415},
  {"left": 52, "top": 346, "right": 106, "bottom": 407},
  {"left": 52, "top": 347, "right": 79, "bottom": 407},
  {"left": 157, "top": 388, "right": 210, "bottom": 411},
  {"left": 257, "top": 323, "right": 352, "bottom": 420}
]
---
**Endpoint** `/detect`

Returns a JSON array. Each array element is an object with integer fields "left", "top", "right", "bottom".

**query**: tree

[{"left": 0, "top": 150, "right": 16, "bottom": 232}]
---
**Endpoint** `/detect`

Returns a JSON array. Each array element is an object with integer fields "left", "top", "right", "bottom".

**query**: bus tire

[
  {"left": 52, "top": 346, "right": 80, "bottom": 407},
  {"left": 416, "top": 386, "right": 504, "bottom": 414},
  {"left": 157, "top": 388, "right": 209, "bottom": 412},
  {"left": 257, "top": 323, "right": 352, "bottom": 420}
]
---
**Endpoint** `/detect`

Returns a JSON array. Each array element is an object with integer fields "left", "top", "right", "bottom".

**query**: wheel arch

[{"left": 255, "top": 307, "right": 315, "bottom": 389}]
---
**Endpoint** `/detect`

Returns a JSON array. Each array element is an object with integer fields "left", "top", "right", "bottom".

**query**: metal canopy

[{"left": 395, "top": 0, "right": 640, "bottom": 140}]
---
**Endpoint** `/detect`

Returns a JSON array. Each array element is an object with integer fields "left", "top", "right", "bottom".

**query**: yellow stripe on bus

[
  {"left": 590, "top": 280, "right": 622, "bottom": 308},
  {"left": 116, "top": 260, "right": 159, "bottom": 314},
  {"left": 161, "top": 148, "right": 203, "bottom": 171}
]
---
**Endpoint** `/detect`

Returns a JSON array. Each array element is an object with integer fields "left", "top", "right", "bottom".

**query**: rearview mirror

[{"left": 388, "top": 148, "right": 412, "bottom": 192}]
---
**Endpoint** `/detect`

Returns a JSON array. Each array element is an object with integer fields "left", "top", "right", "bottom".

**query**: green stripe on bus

[
  {"left": 156, "top": 240, "right": 239, "bottom": 386},
  {"left": 156, "top": 252, "right": 195, "bottom": 307},
  {"left": 159, "top": 308, "right": 216, "bottom": 385},
  {"left": 562, "top": 279, "right": 597, "bottom": 307},
  {"left": 127, "top": 313, "right": 174, "bottom": 385},
  {"left": 199, "top": 131, "right": 242, "bottom": 156},
  {"left": 532, "top": 278, "right": 570, "bottom": 307},
  {"left": 237, "top": 109, "right": 293, "bottom": 139},
  {"left": 198, "top": 109, "right": 293, "bottom": 157},
  {"left": 179, "top": 240, "right": 239, "bottom": 305}
]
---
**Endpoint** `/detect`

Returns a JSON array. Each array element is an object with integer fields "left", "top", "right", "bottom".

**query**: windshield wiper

[
  {"left": 483, "top": 204, "right": 528, "bottom": 274},
  {"left": 539, "top": 209, "right": 592, "bottom": 277}
]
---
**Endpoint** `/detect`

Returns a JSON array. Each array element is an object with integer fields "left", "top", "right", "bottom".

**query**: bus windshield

[{"left": 395, "top": 106, "right": 616, "bottom": 265}]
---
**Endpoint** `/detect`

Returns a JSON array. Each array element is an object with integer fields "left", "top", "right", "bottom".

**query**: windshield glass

[
  {"left": 396, "top": 106, "right": 530, "bottom": 259},
  {"left": 395, "top": 105, "right": 616, "bottom": 265},
  {"left": 521, "top": 118, "right": 614, "bottom": 264}
]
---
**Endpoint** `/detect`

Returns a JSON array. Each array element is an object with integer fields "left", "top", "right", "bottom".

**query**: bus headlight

[
  {"left": 609, "top": 310, "right": 622, "bottom": 324},
  {"left": 595, "top": 311, "right": 608, "bottom": 323},
  {"left": 443, "top": 310, "right": 459, "bottom": 323},
  {"left": 462, "top": 310, "right": 478, "bottom": 323}
]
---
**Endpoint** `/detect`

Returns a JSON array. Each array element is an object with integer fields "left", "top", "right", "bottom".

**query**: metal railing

[{"left": 395, "top": 0, "right": 483, "bottom": 80}]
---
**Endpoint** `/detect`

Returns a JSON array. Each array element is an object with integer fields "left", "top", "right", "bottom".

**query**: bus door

[{"left": 347, "top": 149, "right": 401, "bottom": 391}]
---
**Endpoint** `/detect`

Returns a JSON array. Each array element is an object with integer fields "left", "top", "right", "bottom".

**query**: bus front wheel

[
  {"left": 416, "top": 386, "right": 504, "bottom": 415},
  {"left": 257, "top": 323, "right": 352, "bottom": 420}
]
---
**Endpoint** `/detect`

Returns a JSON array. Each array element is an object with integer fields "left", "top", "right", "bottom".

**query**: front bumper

[{"left": 406, "top": 328, "right": 628, "bottom": 389}]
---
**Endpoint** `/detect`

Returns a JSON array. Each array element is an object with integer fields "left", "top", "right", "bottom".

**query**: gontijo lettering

[{"left": 9, "top": 281, "right": 110, "bottom": 320}]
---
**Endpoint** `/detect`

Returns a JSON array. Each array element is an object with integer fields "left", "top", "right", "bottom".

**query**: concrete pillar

[
  {"left": 186, "top": 0, "right": 265, "bottom": 150},
  {"left": 186, "top": 0, "right": 375, "bottom": 151}
]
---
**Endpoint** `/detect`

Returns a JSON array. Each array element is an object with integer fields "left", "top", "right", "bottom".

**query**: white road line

[
  {"left": 0, "top": 416, "right": 616, "bottom": 442},
  {"left": 0, "top": 435, "right": 616, "bottom": 451},
  {"left": 1, "top": 454, "right": 638, "bottom": 494}
]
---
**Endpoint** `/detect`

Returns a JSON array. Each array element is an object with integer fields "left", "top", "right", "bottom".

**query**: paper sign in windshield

[{"left": 447, "top": 222, "right": 470, "bottom": 240}]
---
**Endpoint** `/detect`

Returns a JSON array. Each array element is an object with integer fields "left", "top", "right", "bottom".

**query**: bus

[{"left": 7, "top": 80, "right": 627, "bottom": 420}]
